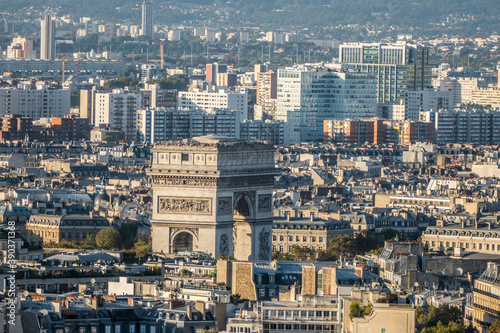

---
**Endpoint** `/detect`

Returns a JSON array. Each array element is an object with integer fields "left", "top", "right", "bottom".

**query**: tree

[
  {"left": 96, "top": 228, "right": 122, "bottom": 249},
  {"left": 148, "top": 77, "right": 187, "bottom": 90},
  {"left": 133, "top": 235, "right": 152, "bottom": 259},
  {"left": 81, "top": 234, "right": 97, "bottom": 249},
  {"left": 488, "top": 320, "right": 500, "bottom": 333},
  {"left": 349, "top": 302, "right": 363, "bottom": 319},
  {"left": 272, "top": 252, "right": 295, "bottom": 261},
  {"left": 290, "top": 245, "right": 316, "bottom": 261},
  {"left": 104, "top": 77, "right": 139, "bottom": 89},
  {"left": 416, "top": 305, "right": 468, "bottom": 333},
  {"left": 218, "top": 253, "right": 236, "bottom": 260},
  {"left": 119, "top": 223, "right": 138, "bottom": 249}
]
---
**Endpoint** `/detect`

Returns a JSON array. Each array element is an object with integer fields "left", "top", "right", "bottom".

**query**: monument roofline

[{"left": 152, "top": 135, "right": 275, "bottom": 151}]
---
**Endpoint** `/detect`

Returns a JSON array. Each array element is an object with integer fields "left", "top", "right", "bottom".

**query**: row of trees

[
  {"left": 416, "top": 305, "right": 475, "bottom": 333},
  {"left": 273, "top": 229, "right": 409, "bottom": 262},
  {"left": 47, "top": 223, "right": 152, "bottom": 260}
]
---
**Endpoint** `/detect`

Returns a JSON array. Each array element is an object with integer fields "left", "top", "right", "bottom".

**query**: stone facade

[
  {"left": 148, "top": 136, "right": 276, "bottom": 261},
  {"left": 25, "top": 214, "right": 110, "bottom": 246},
  {"left": 272, "top": 216, "right": 352, "bottom": 253},
  {"left": 471, "top": 262, "right": 500, "bottom": 333},
  {"left": 422, "top": 223, "right": 500, "bottom": 254}
]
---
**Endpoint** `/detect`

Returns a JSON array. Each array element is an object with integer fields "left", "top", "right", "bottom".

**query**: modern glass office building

[
  {"left": 276, "top": 67, "right": 376, "bottom": 143},
  {"left": 339, "top": 43, "right": 431, "bottom": 104}
]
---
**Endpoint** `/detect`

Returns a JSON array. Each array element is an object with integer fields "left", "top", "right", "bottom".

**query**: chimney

[
  {"left": 186, "top": 304, "right": 192, "bottom": 320},
  {"left": 461, "top": 220, "right": 466, "bottom": 229},
  {"left": 436, "top": 219, "right": 444, "bottom": 227},
  {"left": 195, "top": 301, "right": 206, "bottom": 319},
  {"left": 453, "top": 247, "right": 464, "bottom": 257},
  {"left": 310, "top": 214, "right": 314, "bottom": 222},
  {"left": 286, "top": 212, "right": 290, "bottom": 221},
  {"left": 128, "top": 298, "right": 136, "bottom": 307},
  {"left": 52, "top": 300, "right": 61, "bottom": 316},
  {"left": 355, "top": 265, "right": 364, "bottom": 279},
  {"left": 290, "top": 285, "right": 297, "bottom": 301}
]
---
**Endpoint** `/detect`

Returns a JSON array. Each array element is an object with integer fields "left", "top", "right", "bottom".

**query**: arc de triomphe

[{"left": 148, "top": 135, "right": 276, "bottom": 261}]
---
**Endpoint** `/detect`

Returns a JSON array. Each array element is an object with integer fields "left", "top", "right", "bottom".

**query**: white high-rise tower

[
  {"left": 40, "top": 13, "right": 55, "bottom": 60},
  {"left": 141, "top": 1, "right": 153, "bottom": 38}
]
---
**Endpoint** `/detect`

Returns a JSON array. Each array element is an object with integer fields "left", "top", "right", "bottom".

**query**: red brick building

[
  {"left": 323, "top": 119, "right": 434, "bottom": 145},
  {"left": 0, "top": 114, "right": 90, "bottom": 143}
]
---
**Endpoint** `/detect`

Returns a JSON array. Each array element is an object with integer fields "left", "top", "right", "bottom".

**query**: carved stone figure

[
  {"left": 219, "top": 234, "right": 229, "bottom": 255},
  {"left": 159, "top": 197, "right": 211, "bottom": 214},
  {"left": 258, "top": 194, "right": 272, "bottom": 212},
  {"left": 258, "top": 229, "right": 270, "bottom": 260},
  {"left": 218, "top": 197, "right": 232, "bottom": 215}
]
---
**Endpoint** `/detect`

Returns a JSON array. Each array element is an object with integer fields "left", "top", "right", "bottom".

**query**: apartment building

[
  {"left": 94, "top": 89, "right": 142, "bottom": 142},
  {"left": 323, "top": 119, "right": 434, "bottom": 145},
  {"left": 178, "top": 89, "right": 248, "bottom": 121},
  {"left": 277, "top": 67, "right": 377, "bottom": 143},
  {"left": 339, "top": 43, "right": 431, "bottom": 103},
  {"left": 0, "top": 84, "right": 70, "bottom": 120}
]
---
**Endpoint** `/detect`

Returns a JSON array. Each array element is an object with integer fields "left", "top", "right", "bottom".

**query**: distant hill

[{"left": 8, "top": 0, "right": 500, "bottom": 36}]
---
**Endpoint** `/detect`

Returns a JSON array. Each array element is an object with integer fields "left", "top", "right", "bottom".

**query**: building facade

[
  {"left": 339, "top": 43, "right": 431, "bottom": 104},
  {"left": 0, "top": 84, "right": 70, "bottom": 119},
  {"left": 141, "top": 1, "right": 153, "bottom": 37},
  {"left": 276, "top": 67, "right": 377, "bottom": 143},
  {"left": 323, "top": 119, "right": 434, "bottom": 145},
  {"left": 94, "top": 89, "right": 142, "bottom": 142},
  {"left": 40, "top": 13, "right": 56, "bottom": 60},
  {"left": 421, "top": 109, "right": 500, "bottom": 145},
  {"left": 404, "top": 88, "right": 453, "bottom": 121},
  {"left": 178, "top": 89, "right": 248, "bottom": 121},
  {"left": 422, "top": 223, "right": 500, "bottom": 254},
  {"left": 470, "top": 262, "right": 500, "bottom": 333},
  {"left": 26, "top": 215, "right": 110, "bottom": 246}
]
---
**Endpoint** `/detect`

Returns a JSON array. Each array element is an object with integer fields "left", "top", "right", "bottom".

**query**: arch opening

[{"left": 172, "top": 232, "right": 193, "bottom": 253}]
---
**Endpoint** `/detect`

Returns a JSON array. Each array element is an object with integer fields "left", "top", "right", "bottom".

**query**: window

[
  {"left": 269, "top": 289, "right": 275, "bottom": 297},
  {"left": 381, "top": 329, "right": 386, "bottom": 333},
  {"left": 129, "top": 325, "right": 136, "bottom": 333},
  {"left": 115, "top": 325, "right": 121, "bottom": 333},
  {"left": 280, "top": 235, "right": 284, "bottom": 241},
  {"left": 303, "top": 236, "right": 307, "bottom": 242},
  {"left": 259, "top": 289, "right": 265, "bottom": 297},
  {"left": 181, "top": 153, "right": 189, "bottom": 161}
]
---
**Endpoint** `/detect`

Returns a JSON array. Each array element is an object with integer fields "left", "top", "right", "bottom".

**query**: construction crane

[
  {"left": 160, "top": 40, "right": 165, "bottom": 70},
  {"left": 62, "top": 57, "right": 66, "bottom": 83}
]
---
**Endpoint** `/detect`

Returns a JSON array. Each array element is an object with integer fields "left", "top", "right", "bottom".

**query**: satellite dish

[
  {"left": 456, "top": 268, "right": 463, "bottom": 276},
  {"left": 414, "top": 282, "right": 420, "bottom": 287},
  {"left": 155, "top": 280, "right": 160, "bottom": 285},
  {"left": 443, "top": 268, "right": 450, "bottom": 276},
  {"left": 424, "top": 281, "right": 429, "bottom": 287},
  {"left": 91, "top": 278, "right": 96, "bottom": 284},
  {"left": 18, "top": 290, "right": 29, "bottom": 297},
  {"left": 367, "top": 260, "right": 374, "bottom": 267}
]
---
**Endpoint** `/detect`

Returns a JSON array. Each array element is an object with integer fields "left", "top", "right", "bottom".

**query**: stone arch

[
  {"left": 233, "top": 193, "right": 255, "bottom": 219},
  {"left": 171, "top": 230, "right": 197, "bottom": 253}
]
